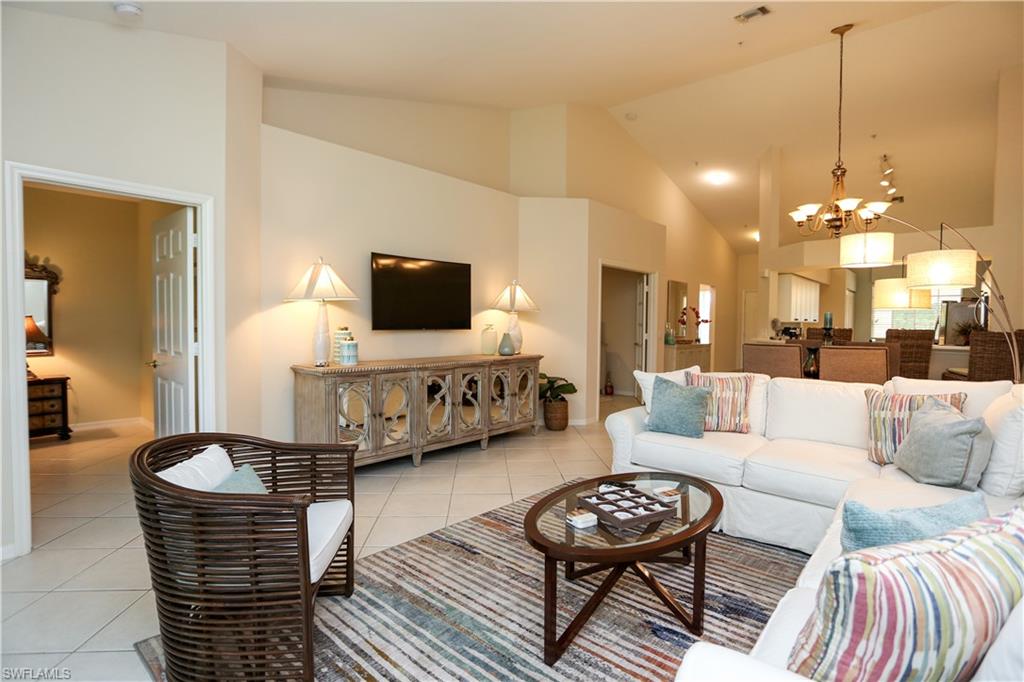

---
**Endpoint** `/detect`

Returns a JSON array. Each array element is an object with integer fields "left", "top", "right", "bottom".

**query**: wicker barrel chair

[{"left": 130, "top": 433, "right": 357, "bottom": 681}]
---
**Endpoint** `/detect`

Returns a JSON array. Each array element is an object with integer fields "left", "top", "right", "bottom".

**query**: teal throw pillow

[
  {"left": 840, "top": 492, "right": 988, "bottom": 552},
  {"left": 212, "top": 464, "right": 268, "bottom": 494},
  {"left": 647, "top": 376, "right": 710, "bottom": 439},
  {"left": 894, "top": 397, "right": 987, "bottom": 489}
]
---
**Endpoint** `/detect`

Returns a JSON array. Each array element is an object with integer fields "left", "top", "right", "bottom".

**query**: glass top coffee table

[{"left": 523, "top": 472, "right": 723, "bottom": 666}]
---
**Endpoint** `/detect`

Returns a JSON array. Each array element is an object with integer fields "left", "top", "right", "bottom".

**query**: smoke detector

[
  {"left": 734, "top": 6, "right": 771, "bottom": 24},
  {"left": 113, "top": 3, "right": 143, "bottom": 18}
]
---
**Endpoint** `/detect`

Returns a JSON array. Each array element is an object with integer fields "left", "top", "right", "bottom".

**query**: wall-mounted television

[{"left": 371, "top": 252, "right": 471, "bottom": 330}]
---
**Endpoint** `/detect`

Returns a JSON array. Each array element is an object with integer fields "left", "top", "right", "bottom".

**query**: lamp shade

[
  {"left": 872, "top": 278, "right": 932, "bottom": 310},
  {"left": 24, "top": 315, "right": 48, "bottom": 344},
  {"left": 839, "top": 232, "right": 894, "bottom": 268},
  {"left": 285, "top": 257, "right": 358, "bottom": 301},
  {"left": 490, "top": 280, "right": 539, "bottom": 313},
  {"left": 906, "top": 249, "right": 976, "bottom": 289}
]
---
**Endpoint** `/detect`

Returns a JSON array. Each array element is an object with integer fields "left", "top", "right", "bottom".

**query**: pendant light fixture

[
  {"left": 788, "top": 24, "right": 893, "bottom": 259},
  {"left": 839, "top": 231, "right": 894, "bottom": 268}
]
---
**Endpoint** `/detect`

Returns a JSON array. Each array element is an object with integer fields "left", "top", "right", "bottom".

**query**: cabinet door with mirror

[
  {"left": 336, "top": 377, "right": 372, "bottom": 453},
  {"left": 455, "top": 367, "right": 486, "bottom": 437},
  {"left": 24, "top": 260, "right": 60, "bottom": 356},
  {"left": 376, "top": 372, "right": 415, "bottom": 454},
  {"left": 422, "top": 370, "right": 454, "bottom": 444},
  {"left": 489, "top": 367, "right": 512, "bottom": 428},
  {"left": 513, "top": 364, "right": 537, "bottom": 424}
]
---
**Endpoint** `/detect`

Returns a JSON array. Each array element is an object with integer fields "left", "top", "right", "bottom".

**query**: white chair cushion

[
  {"left": 307, "top": 499, "right": 354, "bottom": 582},
  {"left": 750, "top": 587, "right": 818, "bottom": 668},
  {"left": 892, "top": 377, "right": 1012, "bottom": 419},
  {"left": 765, "top": 378, "right": 881, "bottom": 449},
  {"left": 974, "top": 599, "right": 1024, "bottom": 682},
  {"left": 743, "top": 439, "right": 879, "bottom": 508},
  {"left": 697, "top": 371, "right": 771, "bottom": 436},
  {"left": 634, "top": 366, "right": 699, "bottom": 412},
  {"left": 156, "top": 444, "right": 234, "bottom": 491},
  {"left": 798, "top": 516, "right": 843, "bottom": 589},
  {"left": 979, "top": 390, "right": 1024, "bottom": 497},
  {"left": 631, "top": 431, "right": 766, "bottom": 486}
]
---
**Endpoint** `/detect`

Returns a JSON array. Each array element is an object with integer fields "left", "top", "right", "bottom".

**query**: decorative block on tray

[{"left": 578, "top": 484, "right": 677, "bottom": 528}]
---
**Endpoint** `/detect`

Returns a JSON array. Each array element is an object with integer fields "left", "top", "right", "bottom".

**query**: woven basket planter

[{"left": 543, "top": 400, "right": 569, "bottom": 431}]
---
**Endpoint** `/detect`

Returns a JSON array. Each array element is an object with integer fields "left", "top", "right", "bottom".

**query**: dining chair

[
  {"left": 806, "top": 327, "right": 853, "bottom": 342},
  {"left": 819, "top": 346, "right": 889, "bottom": 385},
  {"left": 742, "top": 343, "right": 803, "bottom": 378},
  {"left": 884, "top": 329, "right": 934, "bottom": 379}
]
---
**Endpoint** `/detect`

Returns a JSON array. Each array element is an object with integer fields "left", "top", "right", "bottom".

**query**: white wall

[
  {"left": 263, "top": 85, "right": 511, "bottom": 192},
  {"left": 259, "top": 125, "right": 518, "bottom": 440}
]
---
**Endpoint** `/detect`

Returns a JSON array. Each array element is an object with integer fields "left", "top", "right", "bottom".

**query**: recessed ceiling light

[
  {"left": 113, "top": 3, "right": 143, "bottom": 17},
  {"left": 703, "top": 170, "right": 733, "bottom": 186}
]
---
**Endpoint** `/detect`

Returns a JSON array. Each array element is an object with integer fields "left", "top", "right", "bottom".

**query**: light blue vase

[{"left": 498, "top": 332, "right": 516, "bottom": 356}]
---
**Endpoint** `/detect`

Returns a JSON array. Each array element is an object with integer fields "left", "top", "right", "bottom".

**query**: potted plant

[{"left": 538, "top": 373, "right": 577, "bottom": 431}]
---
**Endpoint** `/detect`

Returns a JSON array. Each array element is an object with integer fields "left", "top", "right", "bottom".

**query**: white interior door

[
  {"left": 634, "top": 275, "right": 649, "bottom": 401},
  {"left": 151, "top": 208, "right": 196, "bottom": 437}
]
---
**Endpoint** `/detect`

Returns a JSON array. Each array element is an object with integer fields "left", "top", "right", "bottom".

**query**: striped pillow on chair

[
  {"left": 789, "top": 505, "right": 1024, "bottom": 682},
  {"left": 685, "top": 373, "right": 754, "bottom": 433}
]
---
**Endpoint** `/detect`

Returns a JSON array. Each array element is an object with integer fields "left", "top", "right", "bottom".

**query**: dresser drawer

[
  {"left": 28, "top": 384, "right": 63, "bottom": 399},
  {"left": 28, "top": 399, "right": 63, "bottom": 415},
  {"left": 27, "top": 414, "right": 62, "bottom": 429}
]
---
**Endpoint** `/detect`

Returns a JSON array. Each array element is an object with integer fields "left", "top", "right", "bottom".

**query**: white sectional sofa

[{"left": 605, "top": 373, "right": 1024, "bottom": 680}]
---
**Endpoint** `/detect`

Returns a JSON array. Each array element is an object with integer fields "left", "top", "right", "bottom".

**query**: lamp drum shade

[
  {"left": 839, "top": 232, "right": 894, "bottom": 268},
  {"left": 490, "top": 280, "right": 539, "bottom": 313},
  {"left": 285, "top": 257, "right": 358, "bottom": 301},
  {"left": 872, "top": 278, "right": 932, "bottom": 310},
  {"left": 906, "top": 249, "right": 977, "bottom": 289}
]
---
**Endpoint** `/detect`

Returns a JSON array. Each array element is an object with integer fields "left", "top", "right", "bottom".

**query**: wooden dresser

[
  {"left": 292, "top": 354, "right": 542, "bottom": 467},
  {"left": 28, "top": 375, "right": 72, "bottom": 440}
]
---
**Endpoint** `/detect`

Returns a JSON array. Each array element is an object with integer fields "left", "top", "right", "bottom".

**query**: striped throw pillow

[
  {"left": 789, "top": 505, "right": 1024, "bottom": 682},
  {"left": 865, "top": 389, "right": 967, "bottom": 465},
  {"left": 684, "top": 373, "right": 754, "bottom": 433}
]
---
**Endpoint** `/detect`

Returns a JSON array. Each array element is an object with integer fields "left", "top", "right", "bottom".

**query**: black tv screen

[{"left": 371, "top": 253, "right": 471, "bottom": 330}]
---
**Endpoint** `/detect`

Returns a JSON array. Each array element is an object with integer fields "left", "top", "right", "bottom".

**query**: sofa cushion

[
  {"left": 892, "top": 377, "right": 1012, "bottom": 419},
  {"left": 647, "top": 378, "right": 709, "bottom": 438},
  {"left": 634, "top": 366, "right": 699, "bottom": 412},
  {"left": 974, "top": 599, "right": 1024, "bottom": 682},
  {"left": 685, "top": 373, "right": 755, "bottom": 433},
  {"left": 864, "top": 388, "right": 966, "bottom": 465},
  {"left": 766, "top": 378, "right": 880, "bottom": 449},
  {"left": 631, "top": 431, "right": 766, "bottom": 486},
  {"left": 840, "top": 492, "right": 988, "bottom": 552},
  {"left": 979, "top": 388, "right": 1024, "bottom": 497},
  {"left": 789, "top": 506, "right": 1024, "bottom": 682},
  {"left": 307, "top": 499, "right": 354, "bottom": 582},
  {"left": 699, "top": 371, "right": 770, "bottom": 436},
  {"left": 743, "top": 439, "right": 878, "bottom": 508},
  {"left": 894, "top": 397, "right": 988, "bottom": 489},
  {"left": 750, "top": 587, "right": 818, "bottom": 669}
]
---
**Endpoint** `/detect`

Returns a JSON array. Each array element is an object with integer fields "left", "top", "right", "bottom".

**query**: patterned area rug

[{"left": 136, "top": 488, "right": 808, "bottom": 681}]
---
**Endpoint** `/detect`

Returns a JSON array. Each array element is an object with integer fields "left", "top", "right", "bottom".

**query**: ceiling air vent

[{"left": 734, "top": 6, "right": 771, "bottom": 24}]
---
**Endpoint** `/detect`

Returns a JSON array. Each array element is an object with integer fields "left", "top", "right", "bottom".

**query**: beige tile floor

[{"left": 2, "top": 410, "right": 626, "bottom": 679}]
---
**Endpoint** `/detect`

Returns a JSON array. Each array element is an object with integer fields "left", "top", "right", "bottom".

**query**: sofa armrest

[
  {"left": 676, "top": 643, "right": 806, "bottom": 682},
  {"left": 605, "top": 406, "right": 648, "bottom": 472}
]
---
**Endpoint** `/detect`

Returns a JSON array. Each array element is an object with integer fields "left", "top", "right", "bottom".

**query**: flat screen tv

[{"left": 371, "top": 253, "right": 471, "bottom": 330}]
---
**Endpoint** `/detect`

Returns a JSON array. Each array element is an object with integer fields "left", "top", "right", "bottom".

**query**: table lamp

[
  {"left": 285, "top": 257, "right": 358, "bottom": 367},
  {"left": 25, "top": 315, "right": 49, "bottom": 378},
  {"left": 490, "top": 279, "right": 539, "bottom": 354}
]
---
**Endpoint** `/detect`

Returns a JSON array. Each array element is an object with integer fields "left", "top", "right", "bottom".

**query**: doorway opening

[
  {"left": 599, "top": 266, "right": 650, "bottom": 420},
  {"left": 3, "top": 163, "right": 216, "bottom": 559}
]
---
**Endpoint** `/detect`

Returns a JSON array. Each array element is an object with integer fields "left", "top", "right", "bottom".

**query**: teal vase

[{"left": 498, "top": 333, "right": 516, "bottom": 356}]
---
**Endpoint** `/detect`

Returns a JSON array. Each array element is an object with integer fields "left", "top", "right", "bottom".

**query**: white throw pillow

[
  {"left": 156, "top": 444, "right": 235, "bottom": 492},
  {"left": 633, "top": 366, "right": 699, "bottom": 412},
  {"left": 979, "top": 391, "right": 1024, "bottom": 497},
  {"left": 974, "top": 599, "right": 1023, "bottom": 682}
]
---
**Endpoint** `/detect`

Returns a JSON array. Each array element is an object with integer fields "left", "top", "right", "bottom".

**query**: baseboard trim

[{"left": 70, "top": 416, "right": 150, "bottom": 431}]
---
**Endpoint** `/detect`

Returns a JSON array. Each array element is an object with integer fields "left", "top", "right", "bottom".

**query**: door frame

[
  {"left": 2, "top": 161, "right": 217, "bottom": 559},
  {"left": 594, "top": 260, "right": 658, "bottom": 423}
]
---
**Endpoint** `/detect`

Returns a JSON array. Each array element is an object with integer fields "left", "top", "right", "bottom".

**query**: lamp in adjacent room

[
  {"left": 285, "top": 257, "right": 358, "bottom": 367},
  {"left": 490, "top": 280, "right": 539, "bottom": 354},
  {"left": 24, "top": 315, "right": 49, "bottom": 378}
]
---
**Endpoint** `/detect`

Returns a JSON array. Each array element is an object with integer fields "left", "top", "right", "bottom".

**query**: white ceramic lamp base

[
  {"left": 507, "top": 311, "right": 523, "bottom": 354},
  {"left": 313, "top": 300, "right": 330, "bottom": 367}
]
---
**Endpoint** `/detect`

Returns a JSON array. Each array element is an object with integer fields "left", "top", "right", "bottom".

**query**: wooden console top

[{"left": 292, "top": 353, "right": 543, "bottom": 376}]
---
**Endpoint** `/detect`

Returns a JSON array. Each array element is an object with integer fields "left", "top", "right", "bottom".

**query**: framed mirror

[{"left": 24, "top": 260, "right": 60, "bottom": 356}]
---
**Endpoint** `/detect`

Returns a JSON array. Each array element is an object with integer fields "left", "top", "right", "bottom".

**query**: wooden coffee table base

[{"left": 542, "top": 536, "right": 707, "bottom": 666}]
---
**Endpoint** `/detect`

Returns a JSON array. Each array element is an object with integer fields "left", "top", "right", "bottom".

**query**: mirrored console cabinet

[{"left": 292, "top": 354, "right": 542, "bottom": 466}]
